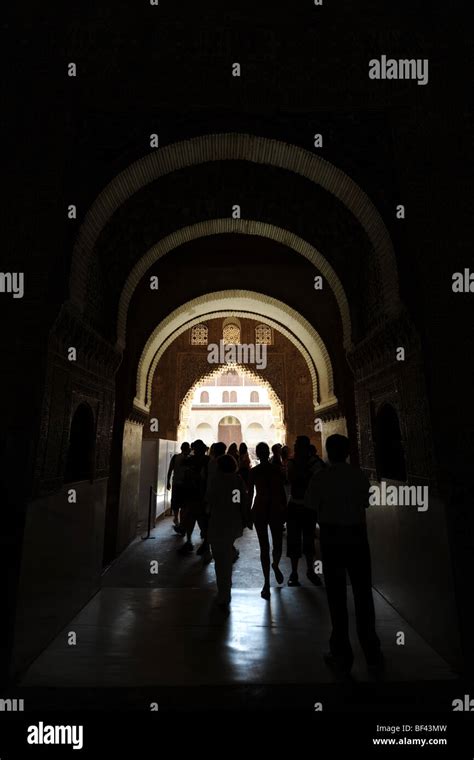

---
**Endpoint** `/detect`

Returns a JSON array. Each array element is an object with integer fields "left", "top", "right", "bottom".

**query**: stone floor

[{"left": 20, "top": 516, "right": 455, "bottom": 694}]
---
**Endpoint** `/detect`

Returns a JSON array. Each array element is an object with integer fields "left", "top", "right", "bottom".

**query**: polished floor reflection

[{"left": 21, "top": 517, "right": 455, "bottom": 688}]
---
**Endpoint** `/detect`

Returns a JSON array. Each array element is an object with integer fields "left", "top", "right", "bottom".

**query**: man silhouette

[
  {"left": 167, "top": 442, "right": 191, "bottom": 533},
  {"left": 286, "top": 435, "right": 324, "bottom": 586},
  {"left": 306, "top": 434, "right": 383, "bottom": 675}
]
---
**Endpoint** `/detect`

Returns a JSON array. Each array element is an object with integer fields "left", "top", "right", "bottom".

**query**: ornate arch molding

[
  {"left": 134, "top": 290, "right": 337, "bottom": 415},
  {"left": 177, "top": 363, "right": 286, "bottom": 441},
  {"left": 116, "top": 219, "right": 352, "bottom": 351},
  {"left": 70, "top": 133, "right": 400, "bottom": 316}
]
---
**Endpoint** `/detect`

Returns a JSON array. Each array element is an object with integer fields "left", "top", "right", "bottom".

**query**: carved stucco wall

[
  {"left": 134, "top": 291, "right": 337, "bottom": 413},
  {"left": 145, "top": 318, "right": 318, "bottom": 448}
]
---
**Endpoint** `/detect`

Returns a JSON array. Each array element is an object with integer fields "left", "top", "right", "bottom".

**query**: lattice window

[
  {"left": 222, "top": 391, "right": 230, "bottom": 402},
  {"left": 191, "top": 324, "right": 208, "bottom": 345},
  {"left": 255, "top": 324, "right": 273, "bottom": 345},
  {"left": 230, "top": 391, "right": 237, "bottom": 403},
  {"left": 250, "top": 391, "right": 259, "bottom": 403},
  {"left": 200, "top": 391, "right": 209, "bottom": 403},
  {"left": 223, "top": 322, "right": 240, "bottom": 344}
]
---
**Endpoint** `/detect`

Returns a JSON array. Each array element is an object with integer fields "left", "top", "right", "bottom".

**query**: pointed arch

[
  {"left": 70, "top": 133, "right": 400, "bottom": 325},
  {"left": 177, "top": 363, "right": 286, "bottom": 443},
  {"left": 115, "top": 219, "right": 352, "bottom": 351},
  {"left": 134, "top": 290, "right": 337, "bottom": 415}
]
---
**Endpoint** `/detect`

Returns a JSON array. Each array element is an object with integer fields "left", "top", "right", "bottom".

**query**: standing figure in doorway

[{"left": 248, "top": 442, "right": 287, "bottom": 599}]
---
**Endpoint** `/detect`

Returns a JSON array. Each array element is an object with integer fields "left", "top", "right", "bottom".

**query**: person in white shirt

[{"left": 305, "top": 434, "right": 383, "bottom": 675}]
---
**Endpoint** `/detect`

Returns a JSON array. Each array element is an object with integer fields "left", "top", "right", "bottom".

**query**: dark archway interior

[
  {"left": 10, "top": 153, "right": 464, "bottom": 691},
  {"left": 4, "top": 6, "right": 473, "bottom": 713}
]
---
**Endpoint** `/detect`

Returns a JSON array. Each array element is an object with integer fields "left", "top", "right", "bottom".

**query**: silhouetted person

[
  {"left": 193, "top": 442, "right": 227, "bottom": 561},
  {"left": 205, "top": 443, "right": 241, "bottom": 563},
  {"left": 286, "top": 435, "right": 324, "bottom": 586},
  {"left": 207, "top": 454, "right": 250, "bottom": 608},
  {"left": 238, "top": 442, "right": 251, "bottom": 486},
  {"left": 206, "top": 442, "right": 227, "bottom": 493},
  {"left": 270, "top": 443, "right": 282, "bottom": 464},
  {"left": 167, "top": 442, "right": 191, "bottom": 534},
  {"left": 178, "top": 439, "right": 209, "bottom": 555},
  {"left": 309, "top": 443, "right": 325, "bottom": 471},
  {"left": 248, "top": 442, "right": 287, "bottom": 599},
  {"left": 270, "top": 444, "right": 285, "bottom": 479},
  {"left": 308, "top": 444, "right": 325, "bottom": 543},
  {"left": 305, "top": 434, "right": 383, "bottom": 675},
  {"left": 280, "top": 445, "right": 290, "bottom": 499},
  {"left": 227, "top": 443, "right": 241, "bottom": 563},
  {"left": 227, "top": 442, "right": 239, "bottom": 464}
]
